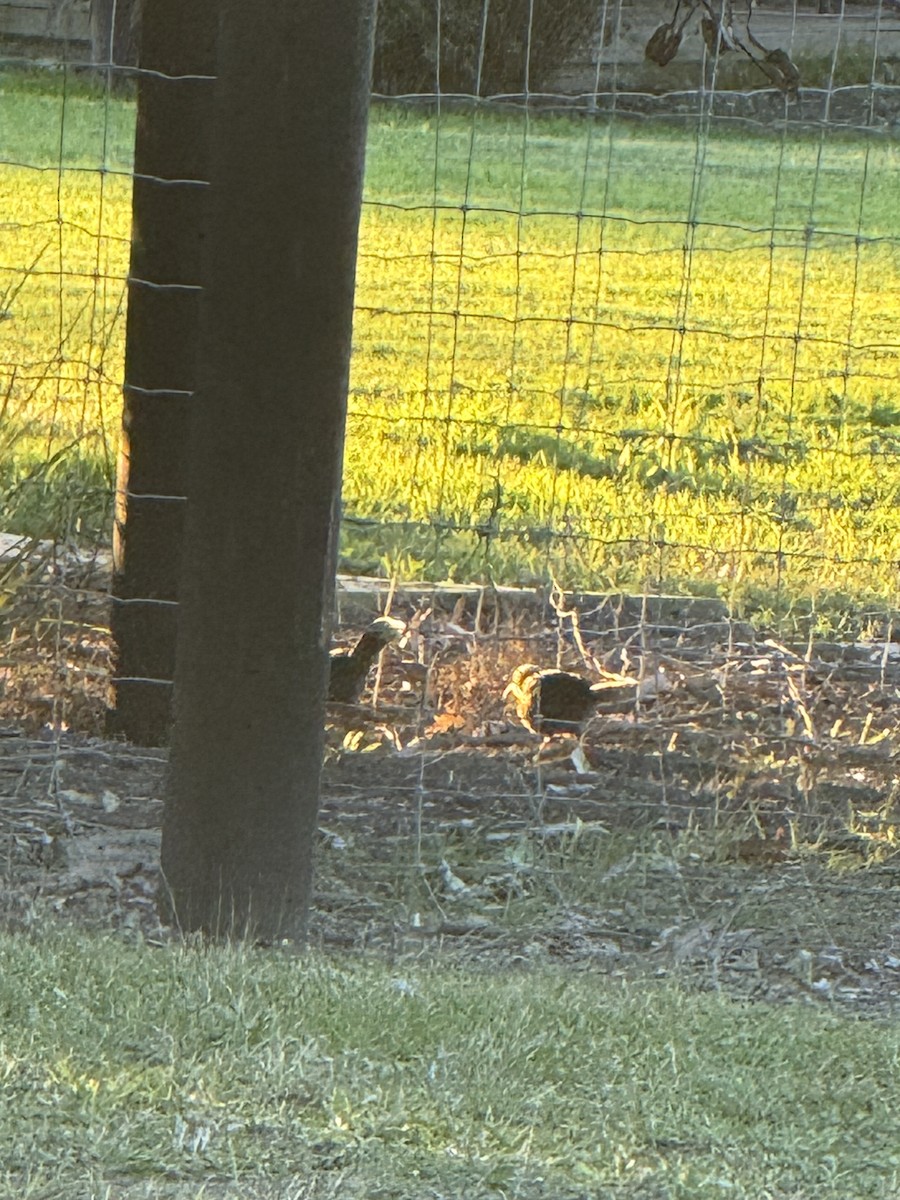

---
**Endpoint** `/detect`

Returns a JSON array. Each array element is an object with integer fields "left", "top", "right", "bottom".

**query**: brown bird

[
  {"left": 327, "top": 616, "right": 406, "bottom": 704},
  {"left": 503, "top": 663, "right": 638, "bottom": 736}
]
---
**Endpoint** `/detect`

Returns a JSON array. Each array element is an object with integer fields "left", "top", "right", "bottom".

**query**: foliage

[{"left": 372, "top": 0, "right": 601, "bottom": 95}]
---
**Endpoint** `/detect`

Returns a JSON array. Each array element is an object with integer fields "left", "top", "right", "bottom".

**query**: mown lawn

[
  {"left": 0, "top": 71, "right": 898, "bottom": 614},
  {"left": 0, "top": 926, "right": 897, "bottom": 1200}
]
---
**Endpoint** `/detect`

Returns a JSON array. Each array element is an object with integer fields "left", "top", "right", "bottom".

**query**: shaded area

[{"left": 1, "top": 587, "right": 897, "bottom": 1014}]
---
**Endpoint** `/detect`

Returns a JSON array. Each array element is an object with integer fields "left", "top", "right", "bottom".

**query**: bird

[
  {"left": 503, "top": 663, "right": 638, "bottom": 736},
  {"left": 327, "top": 616, "right": 406, "bottom": 704}
]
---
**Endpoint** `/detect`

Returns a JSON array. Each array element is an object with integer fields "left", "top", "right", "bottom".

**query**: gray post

[
  {"left": 108, "top": 0, "right": 215, "bottom": 745},
  {"left": 160, "top": 0, "right": 376, "bottom": 941}
]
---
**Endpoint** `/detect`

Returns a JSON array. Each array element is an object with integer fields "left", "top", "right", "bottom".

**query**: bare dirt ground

[{"left": 1, "top": 574, "right": 898, "bottom": 1017}]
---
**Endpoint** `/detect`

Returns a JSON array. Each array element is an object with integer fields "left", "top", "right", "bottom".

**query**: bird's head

[
  {"left": 502, "top": 662, "right": 542, "bottom": 701},
  {"left": 366, "top": 615, "right": 407, "bottom": 647}
]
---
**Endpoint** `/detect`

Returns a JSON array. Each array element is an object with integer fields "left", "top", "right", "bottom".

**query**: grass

[
  {"left": 0, "top": 925, "right": 897, "bottom": 1199},
  {"left": 2, "top": 70, "right": 898, "bottom": 1200},
  {"left": 0, "top": 70, "right": 899, "bottom": 616}
]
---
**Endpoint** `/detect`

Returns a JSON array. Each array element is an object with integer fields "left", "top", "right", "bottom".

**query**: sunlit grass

[
  {"left": 0, "top": 73, "right": 898, "bottom": 612},
  {"left": 0, "top": 925, "right": 897, "bottom": 1199}
]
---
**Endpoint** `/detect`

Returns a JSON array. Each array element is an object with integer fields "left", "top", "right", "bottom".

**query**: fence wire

[{"left": 0, "top": 1, "right": 898, "bottom": 1016}]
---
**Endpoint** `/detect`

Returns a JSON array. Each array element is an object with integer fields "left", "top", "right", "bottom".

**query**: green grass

[
  {"left": 0, "top": 68, "right": 135, "bottom": 169},
  {"left": 0, "top": 71, "right": 898, "bottom": 615},
  {"left": 0, "top": 926, "right": 897, "bottom": 1199},
  {"left": 364, "top": 103, "right": 900, "bottom": 233}
]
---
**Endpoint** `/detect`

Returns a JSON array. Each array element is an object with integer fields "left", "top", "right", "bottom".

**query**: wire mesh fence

[
  {"left": 349, "top": 1, "right": 900, "bottom": 618},
  {"left": 0, "top": 1, "right": 898, "bottom": 1015}
]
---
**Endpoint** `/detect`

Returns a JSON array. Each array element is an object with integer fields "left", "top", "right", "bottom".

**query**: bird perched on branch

[
  {"left": 503, "top": 663, "right": 639, "bottom": 736},
  {"left": 327, "top": 616, "right": 406, "bottom": 704}
]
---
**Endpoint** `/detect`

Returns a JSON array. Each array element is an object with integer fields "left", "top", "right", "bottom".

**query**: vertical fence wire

[{"left": 0, "top": 2, "right": 898, "bottom": 1002}]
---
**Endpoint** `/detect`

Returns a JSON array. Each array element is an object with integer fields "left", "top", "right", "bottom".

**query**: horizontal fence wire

[{"left": 0, "top": 0, "right": 897, "bottom": 1014}]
